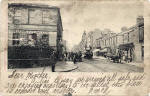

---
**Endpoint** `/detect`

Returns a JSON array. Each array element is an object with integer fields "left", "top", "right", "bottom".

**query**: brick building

[{"left": 8, "top": 3, "right": 63, "bottom": 55}]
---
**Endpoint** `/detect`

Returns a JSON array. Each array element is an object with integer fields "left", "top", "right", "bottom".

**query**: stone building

[{"left": 8, "top": 3, "right": 63, "bottom": 54}]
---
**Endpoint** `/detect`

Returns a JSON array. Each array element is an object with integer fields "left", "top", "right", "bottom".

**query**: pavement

[
  {"left": 8, "top": 56, "right": 143, "bottom": 72},
  {"left": 126, "top": 62, "right": 144, "bottom": 68},
  {"left": 8, "top": 60, "right": 78, "bottom": 72},
  {"left": 55, "top": 61, "right": 78, "bottom": 72},
  {"left": 94, "top": 56, "right": 144, "bottom": 68}
]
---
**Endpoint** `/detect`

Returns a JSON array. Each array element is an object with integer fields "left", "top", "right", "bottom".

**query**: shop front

[
  {"left": 118, "top": 43, "right": 134, "bottom": 62},
  {"left": 99, "top": 47, "right": 109, "bottom": 57}
]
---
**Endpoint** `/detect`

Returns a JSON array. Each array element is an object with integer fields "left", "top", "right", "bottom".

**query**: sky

[
  {"left": 56, "top": 1, "right": 144, "bottom": 50},
  {"left": 8, "top": 0, "right": 144, "bottom": 50}
]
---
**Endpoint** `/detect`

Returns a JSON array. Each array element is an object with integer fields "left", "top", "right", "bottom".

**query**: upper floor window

[
  {"left": 14, "top": 9, "right": 22, "bottom": 24},
  {"left": 42, "top": 10, "right": 49, "bottom": 24},
  {"left": 128, "top": 33, "right": 130, "bottom": 42},
  {"left": 42, "top": 10, "right": 54, "bottom": 25},
  {"left": 29, "top": 9, "right": 42, "bottom": 24},
  {"left": 42, "top": 9, "right": 58, "bottom": 25},
  {"left": 14, "top": 8, "right": 28, "bottom": 24}
]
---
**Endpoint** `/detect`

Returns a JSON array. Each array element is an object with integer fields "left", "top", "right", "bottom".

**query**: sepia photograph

[
  {"left": 1, "top": 0, "right": 150, "bottom": 96},
  {"left": 8, "top": 2, "right": 144, "bottom": 72}
]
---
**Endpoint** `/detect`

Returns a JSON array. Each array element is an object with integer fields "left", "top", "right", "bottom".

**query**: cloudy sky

[
  {"left": 11, "top": 0, "right": 144, "bottom": 49},
  {"left": 57, "top": 1, "right": 143, "bottom": 49}
]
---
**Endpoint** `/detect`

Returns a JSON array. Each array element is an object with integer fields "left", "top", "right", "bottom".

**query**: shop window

[
  {"left": 42, "top": 34, "right": 49, "bottom": 45},
  {"left": 27, "top": 33, "right": 37, "bottom": 46},
  {"left": 12, "top": 33, "right": 20, "bottom": 45}
]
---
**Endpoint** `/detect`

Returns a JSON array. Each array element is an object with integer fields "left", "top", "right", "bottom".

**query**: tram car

[{"left": 84, "top": 49, "right": 93, "bottom": 59}]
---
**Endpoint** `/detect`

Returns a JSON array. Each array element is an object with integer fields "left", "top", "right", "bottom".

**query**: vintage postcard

[{"left": 0, "top": 0, "right": 150, "bottom": 96}]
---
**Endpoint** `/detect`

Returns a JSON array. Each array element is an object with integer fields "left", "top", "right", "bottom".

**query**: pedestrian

[
  {"left": 73, "top": 53, "right": 77, "bottom": 64},
  {"left": 118, "top": 50, "right": 122, "bottom": 63},
  {"left": 71, "top": 52, "right": 74, "bottom": 61},
  {"left": 79, "top": 51, "right": 82, "bottom": 62},
  {"left": 68, "top": 52, "right": 71, "bottom": 61},
  {"left": 65, "top": 52, "right": 68, "bottom": 60},
  {"left": 51, "top": 51, "right": 56, "bottom": 72}
]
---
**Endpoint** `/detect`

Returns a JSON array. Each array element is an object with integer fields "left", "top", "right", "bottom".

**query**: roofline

[
  {"left": 58, "top": 9, "right": 63, "bottom": 31},
  {"left": 8, "top": 3, "right": 63, "bottom": 31},
  {"left": 8, "top": 3, "right": 59, "bottom": 9}
]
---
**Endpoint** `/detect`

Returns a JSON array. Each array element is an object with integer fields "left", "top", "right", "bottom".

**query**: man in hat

[{"left": 52, "top": 51, "right": 57, "bottom": 72}]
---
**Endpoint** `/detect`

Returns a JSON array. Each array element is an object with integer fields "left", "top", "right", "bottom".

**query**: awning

[
  {"left": 93, "top": 49, "right": 100, "bottom": 53},
  {"left": 100, "top": 48, "right": 107, "bottom": 53},
  {"left": 118, "top": 43, "right": 134, "bottom": 50}
]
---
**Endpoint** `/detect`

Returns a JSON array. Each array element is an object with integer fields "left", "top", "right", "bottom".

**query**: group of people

[
  {"left": 50, "top": 51, "right": 83, "bottom": 72},
  {"left": 63, "top": 51, "right": 82, "bottom": 64},
  {"left": 106, "top": 49, "right": 133, "bottom": 63}
]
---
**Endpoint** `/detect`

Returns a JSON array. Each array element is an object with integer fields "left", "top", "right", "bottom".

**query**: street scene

[{"left": 8, "top": 2, "right": 144, "bottom": 72}]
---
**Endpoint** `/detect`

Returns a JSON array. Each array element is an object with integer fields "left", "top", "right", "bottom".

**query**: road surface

[
  {"left": 8, "top": 56, "right": 144, "bottom": 72},
  {"left": 72, "top": 56, "right": 144, "bottom": 72}
]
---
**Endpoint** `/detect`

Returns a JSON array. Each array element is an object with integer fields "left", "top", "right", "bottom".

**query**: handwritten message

[{"left": 6, "top": 70, "right": 145, "bottom": 95}]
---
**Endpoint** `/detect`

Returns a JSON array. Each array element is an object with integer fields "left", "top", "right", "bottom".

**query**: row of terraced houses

[
  {"left": 96, "top": 16, "right": 144, "bottom": 62},
  {"left": 75, "top": 16, "right": 144, "bottom": 63}
]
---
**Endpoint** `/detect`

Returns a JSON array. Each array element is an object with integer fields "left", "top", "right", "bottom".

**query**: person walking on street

[
  {"left": 73, "top": 53, "right": 77, "bottom": 64},
  {"left": 51, "top": 51, "right": 57, "bottom": 72},
  {"left": 79, "top": 51, "right": 82, "bottom": 62},
  {"left": 68, "top": 52, "right": 71, "bottom": 61},
  {"left": 118, "top": 50, "right": 123, "bottom": 63}
]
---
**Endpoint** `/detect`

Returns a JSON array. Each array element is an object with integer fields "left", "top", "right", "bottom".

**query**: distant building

[
  {"left": 8, "top": 3, "right": 63, "bottom": 54},
  {"left": 96, "top": 16, "right": 144, "bottom": 62},
  {"left": 87, "top": 29, "right": 103, "bottom": 49},
  {"left": 78, "top": 30, "right": 87, "bottom": 52},
  {"left": 115, "top": 16, "right": 144, "bottom": 62}
]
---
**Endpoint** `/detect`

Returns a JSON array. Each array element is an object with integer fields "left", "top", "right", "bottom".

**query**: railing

[{"left": 8, "top": 46, "right": 56, "bottom": 69}]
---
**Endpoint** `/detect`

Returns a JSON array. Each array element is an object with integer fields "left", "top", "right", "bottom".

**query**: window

[
  {"left": 14, "top": 8, "right": 28, "bottom": 24},
  {"left": 14, "top": 9, "right": 22, "bottom": 24},
  {"left": 128, "top": 33, "right": 130, "bottom": 42},
  {"left": 42, "top": 10, "right": 50, "bottom": 24},
  {"left": 29, "top": 9, "right": 42, "bottom": 24},
  {"left": 27, "top": 33, "right": 37, "bottom": 46},
  {"left": 12, "top": 33, "right": 20, "bottom": 45},
  {"left": 42, "top": 34, "right": 49, "bottom": 45}
]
